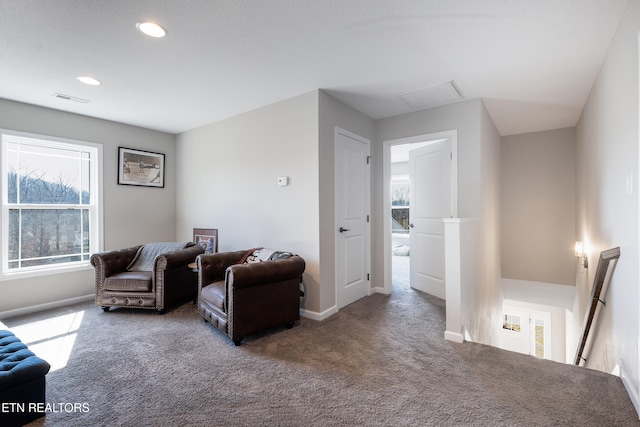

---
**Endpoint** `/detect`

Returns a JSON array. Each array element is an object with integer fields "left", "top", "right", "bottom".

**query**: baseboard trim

[
  {"left": 444, "top": 330, "right": 464, "bottom": 343},
  {"left": 0, "top": 294, "right": 94, "bottom": 320},
  {"left": 371, "top": 286, "right": 389, "bottom": 295},
  {"left": 300, "top": 305, "right": 338, "bottom": 321},
  {"left": 618, "top": 360, "right": 640, "bottom": 419}
]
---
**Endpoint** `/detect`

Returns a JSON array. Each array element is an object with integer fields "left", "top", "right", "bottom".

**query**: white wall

[
  {"left": 176, "top": 91, "right": 322, "bottom": 312},
  {"left": 374, "top": 99, "right": 503, "bottom": 346},
  {"left": 573, "top": 0, "right": 640, "bottom": 413},
  {"left": 475, "top": 102, "right": 503, "bottom": 346},
  {"left": 501, "top": 128, "right": 576, "bottom": 286},
  {"left": 0, "top": 98, "right": 177, "bottom": 315}
]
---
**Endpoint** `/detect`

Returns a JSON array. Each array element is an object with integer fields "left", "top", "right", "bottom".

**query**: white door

[
  {"left": 502, "top": 307, "right": 531, "bottom": 355},
  {"left": 409, "top": 141, "right": 451, "bottom": 299},
  {"left": 335, "top": 128, "right": 370, "bottom": 309},
  {"left": 502, "top": 306, "right": 552, "bottom": 359}
]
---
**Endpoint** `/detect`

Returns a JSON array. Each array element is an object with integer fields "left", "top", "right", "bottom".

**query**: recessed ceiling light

[
  {"left": 76, "top": 76, "right": 101, "bottom": 86},
  {"left": 136, "top": 21, "right": 167, "bottom": 38}
]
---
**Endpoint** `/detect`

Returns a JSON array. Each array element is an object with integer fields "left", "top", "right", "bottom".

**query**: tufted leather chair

[
  {"left": 197, "top": 250, "right": 305, "bottom": 345},
  {"left": 91, "top": 244, "right": 204, "bottom": 313}
]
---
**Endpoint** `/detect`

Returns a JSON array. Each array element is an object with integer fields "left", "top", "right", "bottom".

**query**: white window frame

[
  {"left": 0, "top": 129, "right": 103, "bottom": 280},
  {"left": 391, "top": 176, "right": 410, "bottom": 235}
]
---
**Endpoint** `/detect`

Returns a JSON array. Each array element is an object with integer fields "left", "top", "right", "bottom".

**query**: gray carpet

[{"left": 5, "top": 282, "right": 639, "bottom": 426}]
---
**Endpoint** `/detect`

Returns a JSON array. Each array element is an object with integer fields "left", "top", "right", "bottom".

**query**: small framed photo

[
  {"left": 118, "top": 147, "right": 165, "bottom": 188},
  {"left": 193, "top": 228, "right": 218, "bottom": 254}
]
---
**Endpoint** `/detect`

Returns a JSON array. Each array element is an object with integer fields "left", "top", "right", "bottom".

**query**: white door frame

[
  {"left": 335, "top": 127, "right": 371, "bottom": 308},
  {"left": 382, "top": 130, "right": 458, "bottom": 294}
]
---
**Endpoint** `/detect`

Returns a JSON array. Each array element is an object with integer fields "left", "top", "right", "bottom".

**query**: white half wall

[{"left": 444, "top": 218, "right": 482, "bottom": 343}]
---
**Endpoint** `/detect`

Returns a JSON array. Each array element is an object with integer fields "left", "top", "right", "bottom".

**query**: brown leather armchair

[
  {"left": 91, "top": 243, "right": 204, "bottom": 313},
  {"left": 197, "top": 249, "right": 305, "bottom": 345}
]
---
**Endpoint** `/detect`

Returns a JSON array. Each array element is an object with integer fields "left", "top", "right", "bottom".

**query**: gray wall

[
  {"left": 176, "top": 90, "right": 376, "bottom": 316},
  {"left": 177, "top": 92, "right": 504, "bottom": 344},
  {"left": 501, "top": 127, "right": 576, "bottom": 286},
  {"left": 374, "top": 99, "right": 503, "bottom": 346},
  {"left": 0, "top": 98, "right": 177, "bottom": 314},
  {"left": 176, "top": 91, "right": 322, "bottom": 312},
  {"left": 573, "top": 0, "right": 640, "bottom": 404},
  {"left": 318, "top": 91, "right": 376, "bottom": 311}
]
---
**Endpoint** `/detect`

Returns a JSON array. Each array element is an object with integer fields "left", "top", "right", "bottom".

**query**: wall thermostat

[{"left": 277, "top": 176, "right": 289, "bottom": 187}]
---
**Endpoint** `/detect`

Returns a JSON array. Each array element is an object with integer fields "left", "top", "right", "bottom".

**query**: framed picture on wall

[
  {"left": 193, "top": 228, "right": 218, "bottom": 254},
  {"left": 118, "top": 147, "right": 165, "bottom": 188}
]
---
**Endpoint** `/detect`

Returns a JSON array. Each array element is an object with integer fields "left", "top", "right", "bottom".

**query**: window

[
  {"left": 503, "top": 314, "right": 521, "bottom": 332},
  {"left": 1, "top": 130, "right": 102, "bottom": 278},
  {"left": 533, "top": 318, "right": 545, "bottom": 358},
  {"left": 391, "top": 178, "right": 410, "bottom": 234}
]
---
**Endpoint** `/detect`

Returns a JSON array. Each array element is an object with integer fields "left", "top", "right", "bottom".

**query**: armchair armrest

[
  {"left": 90, "top": 246, "right": 142, "bottom": 278},
  {"left": 198, "top": 250, "right": 247, "bottom": 285},
  {"left": 154, "top": 245, "right": 204, "bottom": 271},
  {"left": 227, "top": 256, "right": 305, "bottom": 290}
]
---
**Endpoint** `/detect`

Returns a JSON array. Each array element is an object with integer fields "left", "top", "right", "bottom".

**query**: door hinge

[
  {"left": 450, "top": 151, "right": 453, "bottom": 160},
  {"left": 366, "top": 155, "right": 371, "bottom": 164},
  {"left": 367, "top": 215, "right": 370, "bottom": 222},
  {"left": 367, "top": 273, "right": 370, "bottom": 281}
]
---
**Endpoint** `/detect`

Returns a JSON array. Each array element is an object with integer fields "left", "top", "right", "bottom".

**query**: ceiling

[{"left": 0, "top": 0, "right": 630, "bottom": 136}]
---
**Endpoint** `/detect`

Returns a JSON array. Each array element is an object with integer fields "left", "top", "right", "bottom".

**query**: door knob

[
  {"left": 409, "top": 223, "right": 414, "bottom": 228},
  {"left": 339, "top": 227, "right": 350, "bottom": 233}
]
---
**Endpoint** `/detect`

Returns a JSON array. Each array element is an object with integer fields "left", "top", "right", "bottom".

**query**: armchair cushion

[
  {"left": 200, "top": 281, "right": 225, "bottom": 311},
  {"left": 103, "top": 271, "right": 152, "bottom": 292}
]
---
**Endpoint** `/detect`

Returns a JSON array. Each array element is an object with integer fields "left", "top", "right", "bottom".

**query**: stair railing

[{"left": 574, "top": 246, "right": 620, "bottom": 366}]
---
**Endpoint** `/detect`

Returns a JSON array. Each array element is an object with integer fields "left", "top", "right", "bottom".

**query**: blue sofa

[{"left": 0, "top": 328, "right": 50, "bottom": 427}]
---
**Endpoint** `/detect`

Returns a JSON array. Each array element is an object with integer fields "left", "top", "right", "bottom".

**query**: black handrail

[{"left": 574, "top": 247, "right": 620, "bottom": 366}]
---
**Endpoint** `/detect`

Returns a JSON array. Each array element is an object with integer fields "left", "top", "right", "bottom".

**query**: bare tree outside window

[
  {"left": 391, "top": 184, "right": 410, "bottom": 206},
  {"left": 7, "top": 169, "right": 90, "bottom": 268},
  {"left": 391, "top": 181, "right": 410, "bottom": 233},
  {"left": 2, "top": 133, "right": 99, "bottom": 274}
]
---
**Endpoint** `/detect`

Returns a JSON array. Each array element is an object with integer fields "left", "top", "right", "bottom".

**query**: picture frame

[
  {"left": 118, "top": 147, "right": 165, "bottom": 188},
  {"left": 193, "top": 228, "right": 218, "bottom": 254}
]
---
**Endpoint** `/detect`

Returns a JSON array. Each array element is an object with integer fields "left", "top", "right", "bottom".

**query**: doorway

[
  {"left": 502, "top": 306, "right": 552, "bottom": 359},
  {"left": 383, "top": 130, "right": 458, "bottom": 296}
]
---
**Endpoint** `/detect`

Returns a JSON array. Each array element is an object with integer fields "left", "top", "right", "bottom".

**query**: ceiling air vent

[
  {"left": 52, "top": 92, "right": 90, "bottom": 103},
  {"left": 398, "top": 81, "right": 463, "bottom": 110}
]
